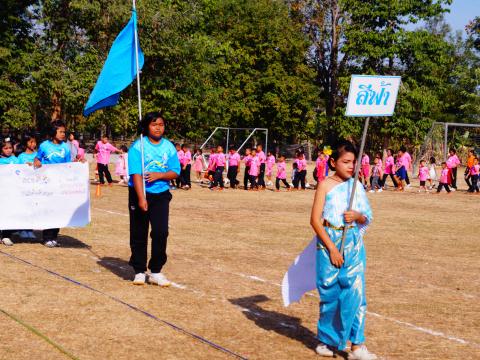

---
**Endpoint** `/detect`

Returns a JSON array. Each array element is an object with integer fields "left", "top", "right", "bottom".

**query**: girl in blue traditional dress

[{"left": 310, "top": 140, "right": 376, "bottom": 360}]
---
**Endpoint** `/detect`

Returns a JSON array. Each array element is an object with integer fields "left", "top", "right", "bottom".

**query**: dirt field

[{"left": 0, "top": 165, "right": 479, "bottom": 360}]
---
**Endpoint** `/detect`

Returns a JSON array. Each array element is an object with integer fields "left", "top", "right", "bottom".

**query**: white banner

[
  {"left": 0, "top": 163, "right": 90, "bottom": 230},
  {"left": 345, "top": 75, "right": 401, "bottom": 117}
]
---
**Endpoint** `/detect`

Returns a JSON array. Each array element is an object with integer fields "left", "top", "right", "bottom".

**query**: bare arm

[
  {"left": 144, "top": 171, "right": 178, "bottom": 183},
  {"left": 310, "top": 181, "right": 344, "bottom": 267}
]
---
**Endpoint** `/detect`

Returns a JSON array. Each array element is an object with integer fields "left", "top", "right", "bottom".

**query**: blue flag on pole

[{"left": 83, "top": 9, "right": 144, "bottom": 117}]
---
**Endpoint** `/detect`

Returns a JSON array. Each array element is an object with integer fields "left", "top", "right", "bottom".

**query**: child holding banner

[
  {"left": 17, "top": 134, "right": 38, "bottom": 165},
  {"left": 0, "top": 138, "right": 19, "bottom": 246},
  {"left": 17, "top": 134, "right": 38, "bottom": 240},
  {"left": 310, "top": 140, "right": 376, "bottom": 360},
  {"left": 34, "top": 120, "right": 71, "bottom": 248},
  {"left": 128, "top": 112, "right": 180, "bottom": 286}
]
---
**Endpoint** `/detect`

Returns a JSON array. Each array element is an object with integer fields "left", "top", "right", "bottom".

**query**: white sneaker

[
  {"left": 2, "top": 238, "right": 13, "bottom": 246},
  {"left": 133, "top": 273, "right": 146, "bottom": 285},
  {"left": 349, "top": 345, "right": 377, "bottom": 360},
  {"left": 406, "top": 184, "right": 411, "bottom": 188},
  {"left": 44, "top": 240, "right": 58, "bottom": 248},
  {"left": 148, "top": 273, "right": 171, "bottom": 287},
  {"left": 451, "top": 188, "right": 456, "bottom": 192},
  {"left": 27, "top": 231, "right": 36, "bottom": 239},
  {"left": 377, "top": 188, "right": 383, "bottom": 192},
  {"left": 315, "top": 343, "right": 334, "bottom": 357},
  {"left": 369, "top": 190, "right": 375, "bottom": 193},
  {"left": 19, "top": 230, "right": 30, "bottom": 239}
]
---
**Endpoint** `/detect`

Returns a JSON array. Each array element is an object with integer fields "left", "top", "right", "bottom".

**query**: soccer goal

[
  {"left": 198, "top": 127, "right": 268, "bottom": 166},
  {"left": 413, "top": 122, "right": 480, "bottom": 174}
]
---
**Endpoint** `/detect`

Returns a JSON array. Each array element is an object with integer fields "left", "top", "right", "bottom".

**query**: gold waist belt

[{"left": 323, "top": 219, "right": 354, "bottom": 231}]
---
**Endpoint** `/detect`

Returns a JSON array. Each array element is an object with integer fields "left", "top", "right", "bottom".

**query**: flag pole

[
  {"left": 132, "top": 0, "right": 146, "bottom": 197},
  {"left": 339, "top": 116, "right": 370, "bottom": 255}
]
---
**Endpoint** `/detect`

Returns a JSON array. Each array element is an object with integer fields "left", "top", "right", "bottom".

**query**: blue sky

[{"left": 443, "top": 0, "right": 478, "bottom": 33}]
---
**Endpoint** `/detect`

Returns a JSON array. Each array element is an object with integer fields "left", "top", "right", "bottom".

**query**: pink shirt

[
  {"left": 361, "top": 155, "right": 370, "bottom": 166},
  {"left": 440, "top": 168, "right": 449, "bottom": 183},
  {"left": 295, "top": 158, "right": 307, "bottom": 171},
  {"left": 95, "top": 141, "right": 119, "bottom": 165},
  {"left": 228, "top": 152, "right": 240, "bottom": 166},
  {"left": 276, "top": 161, "right": 287, "bottom": 179},
  {"left": 403, "top": 152, "right": 412, "bottom": 169},
  {"left": 257, "top": 151, "right": 266, "bottom": 164},
  {"left": 77, "top": 147, "right": 85, "bottom": 161},
  {"left": 267, "top": 155, "right": 275, "bottom": 169},
  {"left": 399, "top": 154, "right": 409, "bottom": 168},
  {"left": 418, "top": 166, "right": 429, "bottom": 181},
  {"left": 249, "top": 156, "right": 260, "bottom": 176},
  {"left": 215, "top": 153, "right": 226, "bottom": 167},
  {"left": 181, "top": 150, "right": 191, "bottom": 166},
  {"left": 177, "top": 150, "right": 185, "bottom": 164},
  {"left": 470, "top": 164, "right": 480, "bottom": 176},
  {"left": 446, "top": 154, "right": 460, "bottom": 169},
  {"left": 384, "top": 156, "right": 394, "bottom": 174},
  {"left": 243, "top": 154, "right": 252, "bottom": 167},
  {"left": 208, "top": 153, "right": 217, "bottom": 171}
]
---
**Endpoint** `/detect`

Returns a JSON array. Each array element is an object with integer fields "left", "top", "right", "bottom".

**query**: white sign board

[
  {"left": 0, "top": 163, "right": 90, "bottom": 230},
  {"left": 345, "top": 75, "right": 401, "bottom": 117}
]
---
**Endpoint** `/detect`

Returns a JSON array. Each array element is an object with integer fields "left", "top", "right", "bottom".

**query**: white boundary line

[{"left": 90, "top": 207, "right": 480, "bottom": 349}]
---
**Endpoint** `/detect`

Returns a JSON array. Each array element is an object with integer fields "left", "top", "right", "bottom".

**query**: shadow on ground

[
  {"left": 229, "top": 294, "right": 348, "bottom": 358},
  {"left": 9, "top": 232, "right": 90, "bottom": 249},
  {"left": 97, "top": 256, "right": 133, "bottom": 280}
]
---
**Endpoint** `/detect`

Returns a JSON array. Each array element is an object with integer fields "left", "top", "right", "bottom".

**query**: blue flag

[{"left": 83, "top": 9, "right": 144, "bottom": 117}]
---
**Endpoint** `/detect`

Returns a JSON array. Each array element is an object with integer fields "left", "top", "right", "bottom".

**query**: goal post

[
  {"left": 198, "top": 127, "right": 269, "bottom": 170},
  {"left": 413, "top": 122, "right": 480, "bottom": 176}
]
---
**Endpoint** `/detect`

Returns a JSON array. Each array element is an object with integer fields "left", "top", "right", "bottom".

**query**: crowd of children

[{"left": 169, "top": 143, "right": 479, "bottom": 196}]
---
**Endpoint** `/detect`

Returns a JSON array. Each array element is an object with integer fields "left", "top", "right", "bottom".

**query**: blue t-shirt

[
  {"left": 0, "top": 155, "right": 19, "bottom": 165},
  {"left": 17, "top": 151, "right": 38, "bottom": 164},
  {"left": 36, "top": 140, "right": 71, "bottom": 164},
  {"left": 128, "top": 137, "right": 180, "bottom": 194}
]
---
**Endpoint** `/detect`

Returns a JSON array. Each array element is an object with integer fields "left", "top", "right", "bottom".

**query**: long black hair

[{"left": 328, "top": 140, "right": 358, "bottom": 171}]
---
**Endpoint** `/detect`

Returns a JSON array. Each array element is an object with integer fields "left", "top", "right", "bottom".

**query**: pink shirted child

[
  {"left": 275, "top": 155, "right": 291, "bottom": 191},
  {"left": 436, "top": 162, "right": 452, "bottom": 194},
  {"left": 417, "top": 160, "right": 429, "bottom": 192},
  {"left": 361, "top": 153, "right": 370, "bottom": 187},
  {"left": 248, "top": 150, "right": 260, "bottom": 190},
  {"left": 266, "top": 153, "right": 276, "bottom": 177},
  {"left": 95, "top": 136, "right": 121, "bottom": 185},
  {"left": 316, "top": 153, "right": 326, "bottom": 183}
]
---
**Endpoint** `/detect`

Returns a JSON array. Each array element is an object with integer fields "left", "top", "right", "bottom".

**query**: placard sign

[
  {"left": 345, "top": 75, "right": 401, "bottom": 117},
  {"left": 0, "top": 163, "right": 90, "bottom": 230}
]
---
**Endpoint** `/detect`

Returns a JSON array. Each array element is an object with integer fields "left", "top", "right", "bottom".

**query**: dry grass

[{"left": 0, "top": 164, "right": 479, "bottom": 360}]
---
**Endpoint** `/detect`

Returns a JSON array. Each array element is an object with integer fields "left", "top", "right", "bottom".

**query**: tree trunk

[{"left": 51, "top": 92, "right": 62, "bottom": 121}]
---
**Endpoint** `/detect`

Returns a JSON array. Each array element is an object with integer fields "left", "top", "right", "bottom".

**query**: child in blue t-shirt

[
  {"left": 17, "top": 134, "right": 38, "bottom": 166},
  {"left": 128, "top": 112, "right": 181, "bottom": 286},
  {"left": 34, "top": 120, "right": 71, "bottom": 248},
  {"left": 16, "top": 134, "right": 39, "bottom": 240},
  {"left": 0, "top": 138, "right": 19, "bottom": 246}
]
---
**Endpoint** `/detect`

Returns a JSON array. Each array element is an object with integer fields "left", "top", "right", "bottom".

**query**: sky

[{"left": 443, "top": 0, "right": 479, "bottom": 33}]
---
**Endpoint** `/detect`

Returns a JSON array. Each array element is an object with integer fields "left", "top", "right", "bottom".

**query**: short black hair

[
  {"left": 140, "top": 111, "right": 164, "bottom": 136},
  {"left": 22, "top": 133, "right": 37, "bottom": 146},
  {"left": 49, "top": 120, "right": 66, "bottom": 138},
  {"left": 328, "top": 140, "right": 358, "bottom": 171},
  {"left": 449, "top": 148, "right": 456, "bottom": 154}
]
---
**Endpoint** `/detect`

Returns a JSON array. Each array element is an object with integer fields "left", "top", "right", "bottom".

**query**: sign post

[{"left": 340, "top": 75, "right": 401, "bottom": 255}]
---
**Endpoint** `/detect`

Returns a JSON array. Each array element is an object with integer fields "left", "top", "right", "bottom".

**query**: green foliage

[{"left": 0, "top": 0, "right": 478, "bottom": 153}]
